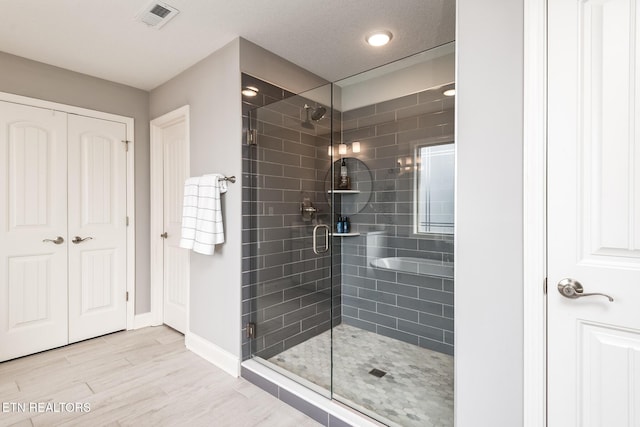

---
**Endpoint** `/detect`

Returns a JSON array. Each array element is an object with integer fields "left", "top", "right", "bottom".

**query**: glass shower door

[
  {"left": 242, "top": 78, "right": 337, "bottom": 396},
  {"left": 330, "top": 44, "right": 456, "bottom": 427}
]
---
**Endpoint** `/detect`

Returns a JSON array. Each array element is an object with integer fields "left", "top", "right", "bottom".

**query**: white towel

[
  {"left": 192, "top": 174, "right": 228, "bottom": 255},
  {"left": 179, "top": 177, "right": 201, "bottom": 250}
]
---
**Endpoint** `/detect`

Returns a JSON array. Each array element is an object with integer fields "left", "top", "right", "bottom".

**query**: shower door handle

[{"left": 312, "top": 224, "right": 330, "bottom": 255}]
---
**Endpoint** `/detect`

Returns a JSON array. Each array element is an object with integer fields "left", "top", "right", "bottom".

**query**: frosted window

[{"left": 416, "top": 143, "right": 455, "bottom": 234}]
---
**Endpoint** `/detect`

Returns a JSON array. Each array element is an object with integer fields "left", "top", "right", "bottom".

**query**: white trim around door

[
  {"left": 150, "top": 105, "right": 190, "bottom": 333},
  {"left": 0, "top": 90, "right": 136, "bottom": 333},
  {"left": 523, "top": 0, "right": 546, "bottom": 425}
]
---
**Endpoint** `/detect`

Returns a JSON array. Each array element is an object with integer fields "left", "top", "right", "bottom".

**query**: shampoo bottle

[
  {"left": 338, "top": 158, "right": 351, "bottom": 189},
  {"left": 340, "top": 158, "right": 347, "bottom": 178}
]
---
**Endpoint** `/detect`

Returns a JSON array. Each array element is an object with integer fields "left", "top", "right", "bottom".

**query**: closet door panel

[
  {"left": 68, "top": 114, "right": 127, "bottom": 343},
  {"left": 0, "top": 101, "right": 68, "bottom": 362}
]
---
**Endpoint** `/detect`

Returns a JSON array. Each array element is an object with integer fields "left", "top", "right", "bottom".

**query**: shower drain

[{"left": 369, "top": 368, "right": 387, "bottom": 378}]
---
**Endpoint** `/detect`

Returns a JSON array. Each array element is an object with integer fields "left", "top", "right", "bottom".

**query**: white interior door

[
  {"left": 548, "top": 0, "right": 640, "bottom": 425},
  {"left": 0, "top": 101, "right": 69, "bottom": 361},
  {"left": 160, "top": 115, "right": 189, "bottom": 334},
  {"left": 67, "top": 114, "right": 127, "bottom": 343}
]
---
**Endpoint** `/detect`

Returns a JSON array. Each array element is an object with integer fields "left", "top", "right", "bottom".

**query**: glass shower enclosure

[
  {"left": 241, "top": 42, "right": 455, "bottom": 427},
  {"left": 242, "top": 79, "right": 336, "bottom": 396}
]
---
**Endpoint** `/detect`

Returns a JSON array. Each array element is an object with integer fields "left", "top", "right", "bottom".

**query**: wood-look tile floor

[{"left": 0, "top": 326, "right": 322, "bottom": 427}]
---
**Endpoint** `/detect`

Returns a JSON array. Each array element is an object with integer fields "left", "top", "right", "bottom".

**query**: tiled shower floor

[{"left": 268, "top": 324, "right": 453, "bottom": 427}]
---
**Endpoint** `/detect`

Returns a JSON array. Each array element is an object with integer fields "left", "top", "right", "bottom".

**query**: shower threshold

[{"left": 241, "top": 359, "right": 384, "bottom": 427}]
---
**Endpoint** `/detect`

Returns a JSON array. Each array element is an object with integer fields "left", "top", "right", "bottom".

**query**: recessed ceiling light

[
  {"left": 366, "top": 31, "right": 393, "bottom": 47},
  {"left": 443, "top": 89, "right": 456, "bottom": 97},
  {"left": 242, "top": 86, "right": 259, "bottom": 97}
]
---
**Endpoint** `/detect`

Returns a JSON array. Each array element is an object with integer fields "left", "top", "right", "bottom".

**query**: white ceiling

[{"left": 0, "top": 0, "right": 455, "bottom": 91}]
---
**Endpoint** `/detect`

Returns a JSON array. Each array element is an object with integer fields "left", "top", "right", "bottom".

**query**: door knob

[
  {"left": 43, "top": 236, "right": 64, "bottom": 244},
  {"left": 160, "top": 232, "right": 168, "bottom": 239},
  {"left": 557, "top": 278, "right": 614, "bottom": 302},
  {"left": 72, "top": 236, "right": 93, "bottom": 244}
]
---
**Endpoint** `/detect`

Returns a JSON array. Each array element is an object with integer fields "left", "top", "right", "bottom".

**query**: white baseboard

[
  {"left": 185, "top": 332, "right": 240, "bottom": 377},
  {"left": 132, "top": 312, "right": 153, "bottom": 329}
]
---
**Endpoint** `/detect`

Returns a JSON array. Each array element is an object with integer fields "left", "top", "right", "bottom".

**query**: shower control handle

[
  {"left": 312, "top": 224, "right": 330, "bottom": 255},
  {"left": 300, "top": 198, "right": 317, "bottom": 221}
]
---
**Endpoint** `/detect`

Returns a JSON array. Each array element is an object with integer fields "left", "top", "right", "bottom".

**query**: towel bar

[{"left": 219, "top": 175, "right": 236, "bottom": 183}]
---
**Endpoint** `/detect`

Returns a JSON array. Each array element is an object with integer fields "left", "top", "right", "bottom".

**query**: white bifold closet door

[
  {"left": 67, "top": 114, "right": 127, "bottom": 343},
  {"left": 0, "top": 101, "right": 127, "bottom": 361},
  {"left": 0, "top": 102, "right": 69, "bottom": 361}
]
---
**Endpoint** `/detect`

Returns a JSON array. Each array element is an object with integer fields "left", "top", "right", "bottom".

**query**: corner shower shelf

[
  {"left": 331, "top": 232, "right": 360, "bottom": 237},
  {"left": 328, "top": 190, "right": 360, "bottom": 194}
]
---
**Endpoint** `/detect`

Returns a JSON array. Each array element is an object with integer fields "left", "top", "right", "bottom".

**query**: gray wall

[
  {"left": 339, "top": 87, "right": 455, "bottom": 355},
  {"left": 0, "top": 51, "right": 152, "bottom": 314},
  {"left": 150, "top": 39, "right": 243, "bottom": 356},
  {"left": 239, "top": 39, "right": 328, "bottom": 95},
  {"left": 456, "top": 0, "right": 524, "bottom": 425},
  {"left": 150, "top": 38, "right": 329, "bottom": 364}
]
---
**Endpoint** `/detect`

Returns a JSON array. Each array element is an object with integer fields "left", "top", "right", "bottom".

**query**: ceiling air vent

[{"left": 136, "top": 1, "right": 179, "bottom": 29}]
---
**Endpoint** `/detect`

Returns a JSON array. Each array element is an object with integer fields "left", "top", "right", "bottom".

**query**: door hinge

[
  {"left": 246, "top": 129, "right": 257, "bottom": 145},
  {"left": 126, "top": 291, "right": 129, "bottom": 302},
  {"left": 246, "top": 322, "right": 256, "bottom": 339},
  {"left": 126, "top": 216, "right": 129, "bottom": 226},
  {"left": 122, "top": 140, "right": 130, "bottom": 152},
  {"left": 543, "top": 277, "right": 548, "bottom": 295}
]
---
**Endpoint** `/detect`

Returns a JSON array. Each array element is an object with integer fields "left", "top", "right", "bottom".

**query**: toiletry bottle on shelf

[
  {"left": 338, "top": 158, "right": 351, "bottom": 189},
  {"left": 344, "top": 217, "right": 350, "bottom": 233},
  {"left": 337, "top": 217, "right": 344, "bottom": 234}
]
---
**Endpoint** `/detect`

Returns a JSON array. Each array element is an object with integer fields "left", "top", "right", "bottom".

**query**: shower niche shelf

[
  {"left": 325, "top": 158, "right": 373, "bottom": 216},
  {"left": 330, "top": 232, "right": 360, "bottom": 237}
]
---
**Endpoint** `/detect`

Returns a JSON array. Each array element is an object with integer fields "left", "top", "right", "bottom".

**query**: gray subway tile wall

[
  {"left": 241, "top": 74, "right": 340, "bottom": 361},
  {"left": 338, "top": 84, "right": 455, "bottom": 355},
  {"left": 241, "top": 74, "right": 455, "bottom": 360}
]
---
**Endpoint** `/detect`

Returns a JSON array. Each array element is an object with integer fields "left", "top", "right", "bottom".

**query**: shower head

[
  {"left": 310, "top": 106, "right": 327, "bottom": 121},
  {"left": 302, "top": 105, "right": 315, "bottom": 129},
  {"left": 302, "top": 104, "right": 327, "bottom": 129}
]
